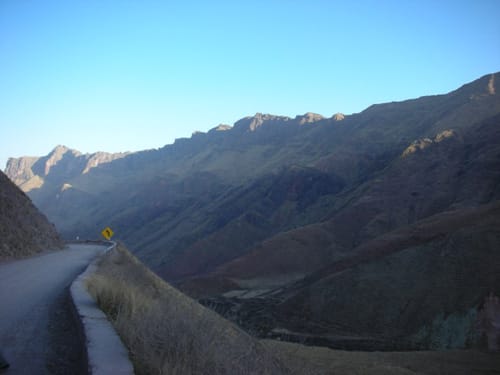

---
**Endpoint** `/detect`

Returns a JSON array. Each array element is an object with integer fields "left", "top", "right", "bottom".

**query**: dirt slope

[{"left": 0, "top": 171, "right": 63, "bottom": 260}]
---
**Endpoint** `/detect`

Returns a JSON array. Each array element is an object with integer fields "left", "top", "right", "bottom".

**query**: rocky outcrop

[
  {"left": 402, "top": 129, "right": 458, "bottom": 157},
  {"left": 233, "top": 113, "right": 291, "bottom": 132},
  {"left": 488, "top": 74, "right": 496, "bottom": 95},
  {"left": 83, "top": 151, "right": 129, "bottom": 174},
  {"left": 209, "top": 124, "right": 232, "bottom": 133},
  {"left": 295, "top": 112, "right": 324, "bottom": 125},
  {"left": 332, "top": 112, "right": 345, "bottom": 121},
  {"left": 4, "top": 156, "right": 38, "bottom": 186}
]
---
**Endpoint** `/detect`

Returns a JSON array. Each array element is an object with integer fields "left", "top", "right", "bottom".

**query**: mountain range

[{"left": 5, "top": 72, "right": 500, "bottom": 350}]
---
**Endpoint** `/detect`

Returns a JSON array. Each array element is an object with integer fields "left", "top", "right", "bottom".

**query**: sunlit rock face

[
  {"left": 6, "top": 146, "right": 129, "bottom": 192},
  {"left": 332, "top": 112, "right": 345, "bottom": 121}
]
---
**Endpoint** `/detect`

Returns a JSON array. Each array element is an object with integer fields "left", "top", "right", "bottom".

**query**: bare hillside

[{"left": 0, "top": 171, "right": 63, "bottom": 260}]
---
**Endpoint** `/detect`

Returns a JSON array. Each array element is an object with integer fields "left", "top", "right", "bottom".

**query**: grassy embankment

[
  {"left": 86, "top": 244, "right": 290, "bottom": 375},
  {"left": 87, "top": 244, "right": 500, "bottom": 375}
]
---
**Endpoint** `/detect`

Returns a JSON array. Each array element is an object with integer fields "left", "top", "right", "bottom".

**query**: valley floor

[{"left": 263, "top": 340, "right": 500, "bottom": 375}]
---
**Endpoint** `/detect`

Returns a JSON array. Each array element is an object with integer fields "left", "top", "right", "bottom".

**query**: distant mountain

[
  {"left": 5, "top": 72, "right": 500, "bottom": 350},
  {"left": 0, "top": 171, "right": 63, "bottom": 260},
  {"left": 5, "top": 145, "right": 130, "bottom": 191}
]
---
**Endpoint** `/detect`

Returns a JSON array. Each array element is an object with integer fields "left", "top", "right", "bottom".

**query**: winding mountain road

[{"left": 0, "top": 244, "right": 106, "bottom": 374}]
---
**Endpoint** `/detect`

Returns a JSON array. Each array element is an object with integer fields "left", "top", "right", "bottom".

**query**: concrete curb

[{"left": 70, "top": 243, "right": 135, "bottom": 375}]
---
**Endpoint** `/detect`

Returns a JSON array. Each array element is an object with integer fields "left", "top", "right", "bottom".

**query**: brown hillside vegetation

[
  {"left": 194, "top": 201, "right": 500, "bottom": 350},
  {"left": 86, "top": 244, "right": 289, "bottom": 375},
  {"left": 87, "top": 244, "right": 500, "bottom": 375},
  {"left": 271, "top": 201, "right": 500, "bottom": 349},
  {"left": 0, "top": 171, "right": 63, "bottom": 260},
  {"left": 263, "top": 340, "right": 500, "bottom": 375}
]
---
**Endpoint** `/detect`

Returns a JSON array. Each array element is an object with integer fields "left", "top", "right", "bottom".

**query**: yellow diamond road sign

[{"left": 101, "top": 226, "right": 114, "bottom": 240}]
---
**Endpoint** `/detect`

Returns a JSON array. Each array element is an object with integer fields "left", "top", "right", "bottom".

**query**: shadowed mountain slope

[
  {"left": 6, "top": 73, "right": 499, "bottom": 278},
  {"left": 269, "top": 200, "right": 500, "bottom": 350},
  {"left": 197, "top": 110, "right": 500, "bottom": 292},
  {"left": 5, "top": 72, "right": 500, "bottom": 350},
  {"left": 0, "top": 171, "right": 63, "bottom": 260}
]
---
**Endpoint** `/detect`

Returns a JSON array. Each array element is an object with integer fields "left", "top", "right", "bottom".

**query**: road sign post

[{"left": 101, "top": 226, "right": 114, "bottom": 240}]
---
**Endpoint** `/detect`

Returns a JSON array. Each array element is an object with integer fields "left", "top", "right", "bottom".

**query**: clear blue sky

[{"left": 1, "top": 0, "right": 499, "bottom": 170}]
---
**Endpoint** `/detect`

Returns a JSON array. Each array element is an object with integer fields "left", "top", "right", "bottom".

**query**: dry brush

[{"left": 86, "top": 244, "right": 290, "bottom": 375}]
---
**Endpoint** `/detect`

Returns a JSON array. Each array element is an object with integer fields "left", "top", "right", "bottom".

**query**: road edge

[{"left": 70, "top": 242, "right": 135, "bottom": 375}]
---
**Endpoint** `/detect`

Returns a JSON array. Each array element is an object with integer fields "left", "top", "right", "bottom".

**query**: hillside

[
  {"left": 5, "top": 72, "right": 500, "bottom": 350},
  {"left": 6, "top": 73, "right": 499, "bottom": 271},
  {"left": 0, "top": 171, "right": 63, "bottom": 260},
  {"left": 194, "top": 110, "right": 500, "bottom": 291},
  {"left": 88, "top": 244, "right": 500, "bottom": 374},
  {"left": 87, "top": 244, "right": 289, "bottom": 374},
  {"left": 271, "top": 201, "right": 500, "bottom": 349}
]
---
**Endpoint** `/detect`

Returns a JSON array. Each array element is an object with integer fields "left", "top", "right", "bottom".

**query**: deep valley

[{"left": 5, "top": 72, "right": 500, "bottom": 352}]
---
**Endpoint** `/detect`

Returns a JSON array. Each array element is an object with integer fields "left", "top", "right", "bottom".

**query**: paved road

[{"left": 0, "top": 244, "right": 106, "bottom": 374}]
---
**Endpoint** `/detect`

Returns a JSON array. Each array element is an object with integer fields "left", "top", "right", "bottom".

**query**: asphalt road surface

[{"left": 0, "top": 244, "right": 106, "bottom": 374}]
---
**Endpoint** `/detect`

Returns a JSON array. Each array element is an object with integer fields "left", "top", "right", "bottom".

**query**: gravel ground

[{"left": 45, "top": 288, "right": 87, "bottom": 375}]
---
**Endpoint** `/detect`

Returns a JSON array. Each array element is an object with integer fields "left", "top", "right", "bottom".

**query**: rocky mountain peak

[
  {"left": 295, "top": 112, "right": 324, "bottom": 125},
  {"left": 209, "top": 124, "right": 232, "bottom": 133},
  {"left": 43, "top": 145, "right": 81, "bottom": 176},
  {"left": 233, "top": 113, "right": 291, "bottom": 132},
  {"left": 332, "top": 112, "right": 345, "bottom": 121},
  {"left": 52, "top": 144, "right": 70, "bottom": 153}
]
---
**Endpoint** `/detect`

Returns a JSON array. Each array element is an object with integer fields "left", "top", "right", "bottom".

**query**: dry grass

[
  {"left": 86, "top": 244, "right": 290, "bottom": 375},
  {"left": 86, "top": 244, "right": 500, "bottom": 375},
  {"left": 263, "top": 339, "right": 500, "bottom": 375}
]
